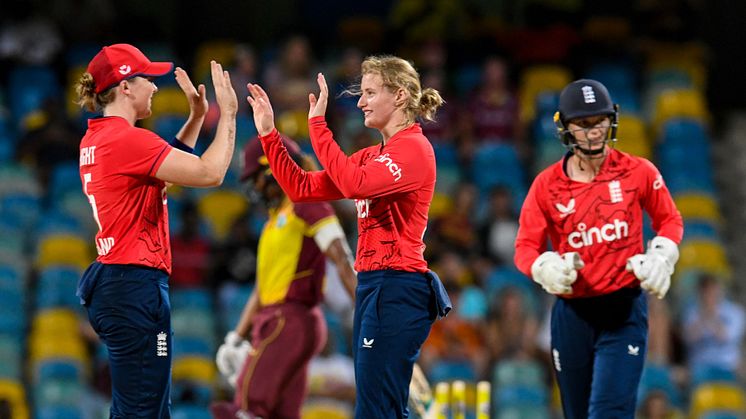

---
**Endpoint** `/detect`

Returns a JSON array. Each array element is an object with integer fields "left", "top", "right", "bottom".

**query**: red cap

[
  {"left": 87, "top": 43, "right": 173, "bottom": 93},
  {"left": 241, "top": 135, "right": 302, "bottom": 182}
]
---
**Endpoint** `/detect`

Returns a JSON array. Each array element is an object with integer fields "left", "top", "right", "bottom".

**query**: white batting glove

[
  {"left": 216, "top": 331, "right": 252, "bottom": 388},
  {"left": 531, "top": 251, "right": 585, "bottom": 295},
  {"left": 626, "top": 236, "right": 679, "bottom": 299}
]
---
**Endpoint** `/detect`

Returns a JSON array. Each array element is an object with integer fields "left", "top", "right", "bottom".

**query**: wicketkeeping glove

[
  {"left": 531, "top": 251, "right": 585, "bottom": 295},
  {"left": 626, "top": 236, "right": 679, "bottom": 299},
  {"left": 216, "top": 331, "right": 253, "bottom": 388}
]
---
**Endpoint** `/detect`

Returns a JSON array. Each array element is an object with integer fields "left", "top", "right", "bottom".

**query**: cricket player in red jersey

[
  {"left": 515, "top": 79, "right": 683, "bottom": 418},
  {"left": 74, "top": 44, "right": 237, "bottom": 418},
  {"left": 210, "top": 135, "right": 357, "bottom": 419},
  {"left": 245, "top": 55, "right": 452, "bottom": 419}
]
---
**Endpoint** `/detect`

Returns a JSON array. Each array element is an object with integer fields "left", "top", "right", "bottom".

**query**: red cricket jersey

[
  {"left": 79, "top": 116, "right": 173, "bottom": 273},
  {"left": 259, "top": 116, "right": 436, "bottom": 273},
  {"left": 514, "top": 149, "right": 683, "bottom": 298}
]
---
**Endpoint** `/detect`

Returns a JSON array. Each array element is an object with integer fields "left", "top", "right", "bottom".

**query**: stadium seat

[
  {"left": 171, "top": 288, "right": 214, "bottom": 311},
  {"left": 496, "top": 405, "right": 550, "bottom": 419},
  {"left": 0, "top": 163, "right": 42, "bottom": 197},
  {"left": 690, "top": 364, "right": 738, "bottom": 389},
  {"left": 469, "top": 143, "right": 526, "bottom": 199},
  {"left": 301, "top": 402, "right": 352, "bottom": 419},
  {"left": 0, "top": 336, "right": 22, "bottom": 380},
  {"left": 35, "top": 405, "right": 84, "bottom": 419},
  {"left": 153, "top": 115, "right": 187, "bottom": 140},
  {"left": 0, "top": 193, "right": 42, "bottom": 231},
  {"left": 429, "top": 359, "right": 477, "bottom": 382},
  {"left": 172, "top": 404, "right": 214, "bottom": 419},
  {"left": 172, "top": 356, "right": 217, "bottom": 383},
  {"left": 0, "top": 379, "right": 29, "bottom": 419},
  {"left": 192, "top": 39, "right": 238, "bottom": 84},
  {"left": 652, "top": 89, "right": 709, "bottom": 134},
  {"left": 35, "top": 265, "right": 82, "bottom": 309},
  {"left": 673, "top": 194, "right": 722, "bottom": 223},
  {"left": 493, "top": 360, "right": 546, "bottom": 388},
  {"left": 29, "top": 336, "right": 88, "bottom": 365},
  {"left": 690, "top": 383, "right": 746, "bottom": 419},
  {"left": 33, "top": 358, "right": 86, "bottom": 383},
  {"left": 615, "top": 115, "right": 652, "bottom": 160},
  {"left": 144, "top": 87, "right": 191, "bottom": 127},
  {"left": 676, "top": 240, "right": 731, "bottom": 279},
  {"left": 494, "top": 384, "right": 548, "bottom": 408},
  {"left": 519, "top": 65, "right": 572, "bottom": 122},
  {"left": 172, "top": 308, "right": 217, "bottom": 345},
  {"left": 196, "top": 189, "right": 248, "bottom": 241},
  {"left": 31, "top": 308, "right": 79, "bottom": 335},
  {"left": 429, "top": 192, "right": 454, "bottom": 219},
  {"left": 33, "top": 378, "right": 85, "bottom": 410},
  {"left": 35, "top": 233, "right": 92, "bottom": 270},
  {"left": 636, "top": 363, "right": 682, "bottom": 408}
]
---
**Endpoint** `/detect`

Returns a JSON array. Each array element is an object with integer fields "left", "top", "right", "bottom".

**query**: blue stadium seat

[
  {"left": 691, "top": 364, "right": 738, "bottom": 389},
  {"left": 495, "top": 384, "right": 548, "bottom": 407},
  {"left": 171, "top": 288, "right": 214, "bottom": 311},
  {"left": 173, "top": 336, "right": 213, "bottom": 359},
  {"left": 34, "top": 358, "right": 84, "bottom": 382},
  {"left": 7, "top": 65, "right": 60, "bottom": 129},
  {"left": 0, "top": 193, "right": 42, "bottom": 230},
  {"left": 35, "top": 405, "right": 85, "bottom": 419},
  {"left": 485, "top": 267, "right": 540, "bottom": 314},
  {"left": 469, "top": 143, "right": 526, "bottom": 200},
  {"left": 153, "top": 115, "right": 187, "bottom": 140},
  {"left": 172, "top": 404, "right": 213, "bottom": 419},
  {"left": 36, "top": 266, "right": 82, "bottom": 309},
  {"left": 49, "top": 161, "right": 83, "bottom": 202},
  {"left": 637, "top": 363, "right": 682, "bottom": 408},
  {"left": 428, "top": 359, "right": 476, "bottom": 382}
]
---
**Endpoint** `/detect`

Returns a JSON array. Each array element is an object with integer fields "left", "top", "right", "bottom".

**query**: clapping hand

[
  {"left": 174, "top": 67, "right": 208, "bottom": 118},
  {"left": 246, "top": 83, "right": 276, "bottom": 136},
  {"left": 308, "top": 72, "right": 329, "bottom": 119}
]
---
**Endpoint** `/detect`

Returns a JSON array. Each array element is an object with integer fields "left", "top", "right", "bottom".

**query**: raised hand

[
  {"left": 308, "top": 72, "right": 329, "bottom": 119},
  {"left": 210, "top": 61, "right": 238, "bottom": 116},
  {"left": 174, "top": 67, "right": 208, "bottom": 118},
  {"left": 246, "top": 83, "right": 276, "bottom": 136}
]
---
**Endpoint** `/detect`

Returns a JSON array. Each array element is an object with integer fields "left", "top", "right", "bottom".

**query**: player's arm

[
  {"left": 626, "top": 160, "right": 683, "bottom": 299},
  {"left": 216, "top": 288, "right": 258, "bottom": 387},
  {"left": 313, "top": 217, "right": 357, "bottom": 301},
  {"left": 260, "top": 129, "right": 345, "bottom": 202},
  {"left": 172, "top": 66, "right": 208, "bottom": 149},
  {"left": 515, "top": 179, "right": 583, "bottom": 295},
  {"left": 156, "top": 61, "right": 237, "bottom": 187},
  {"left": 308, "top": 116, "right": 427, "bottom": 199}
]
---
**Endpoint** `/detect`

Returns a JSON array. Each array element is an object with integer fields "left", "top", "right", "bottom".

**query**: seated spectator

[
  {"left": 636, "top": 389, "right": 684, "bottom": 419},
  {"left": 682, "top": 274, "right": 745, "bottom": 377},
  {"left": 484, "top": 286, "right": 540, "bottom": 363},
  {"left": 466, "top": 56, "right": 521, "bottom": 144},
  {"left": 479, "top": 185, "right": 519, "bottom": 265},
  {"left": 170, "top": 200, "right": 212, "bottom": 288}
]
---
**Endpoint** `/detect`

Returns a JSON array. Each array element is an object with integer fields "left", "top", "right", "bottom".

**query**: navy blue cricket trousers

[
  {"left": 353, "top": 270, "right": 436, "bottom": 419},
  {"left": 551, "top": 287, "right": 648, "bottom": 419},
  {"left": 78, "top": 262, "right": 172, "bottom": 419}
]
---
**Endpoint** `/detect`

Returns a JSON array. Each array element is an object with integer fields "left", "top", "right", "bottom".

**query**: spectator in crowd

[
  {"left": 479, "top": 185, "right": 519, "bottom": 265},
  {"left": 682, "top": 274, "right": 745, "bottom": 377},
  {"left": 170, "top": 200, "right": 212, "bottom": 288}
]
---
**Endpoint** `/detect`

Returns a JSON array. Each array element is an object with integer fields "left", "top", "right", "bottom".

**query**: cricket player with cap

[
  {"left": 515, "top": 79, "right": 683, "bottom": 418},
  {"left": 74, "top": 43, "right": 237, "bottom": 418}
]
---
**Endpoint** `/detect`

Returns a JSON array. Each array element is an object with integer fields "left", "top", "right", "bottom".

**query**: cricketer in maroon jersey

[{"left": 515, "top": 148, "right": 683, "bottom": 298}]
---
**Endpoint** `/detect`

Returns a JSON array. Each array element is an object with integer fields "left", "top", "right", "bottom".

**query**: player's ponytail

[
  {"left": 417, "top": 87, "right": 444, "bottom": 122},
  {"left": 75, "top": 72, "right": 116, "bottom": 112}
]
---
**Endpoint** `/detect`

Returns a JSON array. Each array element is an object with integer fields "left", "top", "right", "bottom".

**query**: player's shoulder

[
  {"left": 610, "top": 149, "right": 658, "bottom": 174},
  {"left": 293, "top": 201, "right": 335, "bottom": 224}
]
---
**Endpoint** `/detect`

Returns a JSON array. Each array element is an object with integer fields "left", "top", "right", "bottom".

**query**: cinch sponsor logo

[
  {"left": 374, "top": 153, "right": 402, "bottom": 182},
  {"left": 567, "top": 219, "right": 629, "bottom": 249}
]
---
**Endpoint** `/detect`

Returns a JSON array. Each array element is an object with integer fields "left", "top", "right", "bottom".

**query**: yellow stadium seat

[
  {"left": 676, "top": 240, "right": 731, "bottom": 280},
  {"left": 0, "top": 379, "right": 29, "bottom": 419},
  {"left": 690, "top": 383, "right": 746, "bottom": 419},
  {"left": 653, "top": 89, "right": 709, "bottom": 133},
  {"left": 31, "top": 308, "right": 80, "bottom": 336},
  {"left": 277, "top": 109, "right": 310, "bottom": 139},
  {"left": 66, "top": 65, "right": 87, "bottom": 119},
  {"left": 144, "top": 87, "right": 191, "bottom": 128},
  {"left": 519, "top": 65, "right": 572, "bottom": 123},
  {"left": 172, "top": 356, "right": 216, "bottom": 383},
  {"left": 197, "top": 190, "right": 249, "bottom": 241},
  {"left": 301, "top": 402, "right": 352, "bottom": 419},
  {"left": 615, "top": 115, "right": 652, "bottom": 160},
  {"left": 29, "top": 336, "right": 88, "bottom": 365},
  {"left": 429, "top": 193, "right": 454, "bottom": 219},
  {"left": 192, "top": 39, "right": 237, "bottom": 84},
  {"left": 674, "top": 194, "right": 721, "bottom": 223},
  {"left": 36, "top": 233, "right": 92, "bottom": 270}
]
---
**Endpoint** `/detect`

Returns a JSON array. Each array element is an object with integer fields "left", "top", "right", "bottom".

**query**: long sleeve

[
  {"left": 640, "top": 159, "right": 684, "bottom": 244},
  {"left": 514, "top": 178, "right": 549, "bottom": 277},
  {"left": 308, "top": 116, "right": 430, "bottom": 199},
  {"left": 259, "top": 129, "right": 344, "bottom": 202}
]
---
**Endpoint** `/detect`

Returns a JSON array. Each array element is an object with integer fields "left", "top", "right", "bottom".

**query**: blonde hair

[
  {"left": 351, "top": 55, "right": 444, "bottom": 124},
  {"left": 75, "top": 72, "right": 116, "bottom": 112}
]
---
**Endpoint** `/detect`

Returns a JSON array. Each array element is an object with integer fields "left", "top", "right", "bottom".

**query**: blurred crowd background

[{"left": 1, "top": 0, "right": 745, "bottom": 418}]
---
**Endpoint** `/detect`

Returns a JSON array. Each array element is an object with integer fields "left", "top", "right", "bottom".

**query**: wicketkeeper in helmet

[
  {"left": 514, "top": 79, "right": 684, "bottom": 418},
  {"left": 210, "top": 135, "right": 357, "bottom": 419}
]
